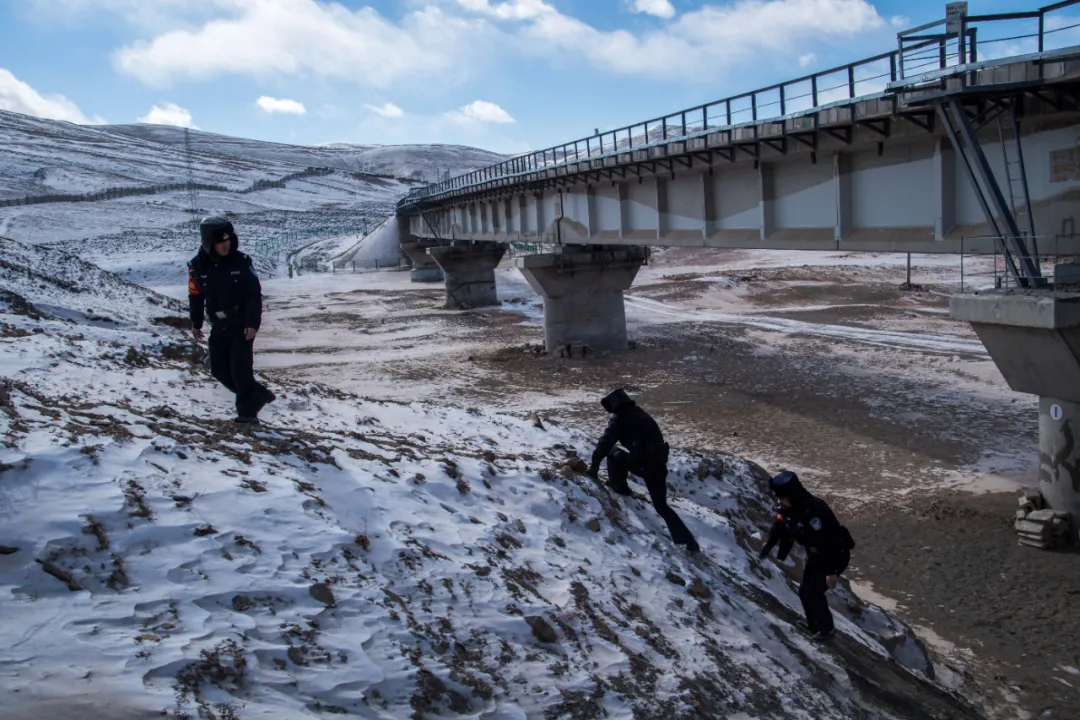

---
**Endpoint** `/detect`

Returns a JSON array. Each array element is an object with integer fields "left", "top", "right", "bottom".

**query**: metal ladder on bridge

[
  {"left": 997, "top": 107, "right": 1038, "bottom": 258},
  {"left": 934, "top": 96, "right": 1044, "bottom": 287}
]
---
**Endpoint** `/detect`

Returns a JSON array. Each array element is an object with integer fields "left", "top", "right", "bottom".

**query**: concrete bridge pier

[
  {"left": 514, "top": 246, "right": 646, "bottom": 355},
  {"left": 951, "top": 277, "right": 1080, "bottom": 535},
  {"left": 400, "top": 240, "right": 444, "bottom": 282},
  {"left": 427, "top": 242, "right": 507, "bottom": 309}
]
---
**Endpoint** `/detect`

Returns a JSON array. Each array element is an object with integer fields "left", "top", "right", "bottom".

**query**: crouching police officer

[
  {"left": 760, "top": 471, "right": 855, "bottom": 641},
  {"left": 188, "top": 215, "right": 275, "bottom": 424},
  {"left": 588, "top": 388, "right": 700, "bottom": 553}
]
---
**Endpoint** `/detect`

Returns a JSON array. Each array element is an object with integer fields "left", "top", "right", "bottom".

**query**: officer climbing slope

[
  {"left": 587, "top": 388, "right": 700, "bottom": 553},
  {"left": 188, "top": 215, "right": 275, "bottom": 424},
  {"left": 759, "top": 471, "right": 855, "bottom": 641}
]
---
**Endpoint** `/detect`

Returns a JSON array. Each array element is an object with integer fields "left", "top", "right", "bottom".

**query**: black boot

[{"left": 253, "top": 386, "right": 276, "bottom": 417}]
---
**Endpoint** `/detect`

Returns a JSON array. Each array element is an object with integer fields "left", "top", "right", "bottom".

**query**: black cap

[
  {"left": 199, "top": 215, "right": 236, "bottom": 255},
  {"left": 600, "top": 388, "right": 635, "bottom": 413},
  {"left": 770, "top": 471, "right": 805, "bottom": 500}
]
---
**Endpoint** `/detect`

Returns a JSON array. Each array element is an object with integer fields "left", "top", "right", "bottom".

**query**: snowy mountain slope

[
  {"left": 0, "top": 246, "right": 983, "bottom": 719},
  {"left": 0, "top": 110, "right": 309, "bottom": 201},
  {"left": 103, "top": 124, "right": 507, "bottom": 182},
  {"left": 0, "top": 236, "right": 186, "bottom": 327},
  {"left": 0, "top": 108, "right": 502, "bottom": 285}
]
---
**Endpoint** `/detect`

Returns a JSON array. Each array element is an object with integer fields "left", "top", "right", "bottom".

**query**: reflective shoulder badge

[
  {"left": 809, "top": 517, "right": 822, "bottom": 531},
  {"left": 187, "top": 266, "right": 202, "bottom": 295}
]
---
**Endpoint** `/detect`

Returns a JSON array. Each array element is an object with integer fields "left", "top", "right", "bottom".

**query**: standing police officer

[
  {"left": 760, "top": 471, "right": 855, "bottom": 641},
  {"left": 587, "top": 388, "right": 700, "bottom": 553},
  {"left": 188, "top": 215, "right": 275, "bottom": 424}
]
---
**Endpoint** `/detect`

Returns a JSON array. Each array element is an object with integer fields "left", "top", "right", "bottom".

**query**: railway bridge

[{"left": 396, "top": 1, "right": 1080, "bottom": 523}]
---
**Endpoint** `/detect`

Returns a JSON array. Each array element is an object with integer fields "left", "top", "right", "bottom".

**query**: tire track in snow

[{"left": 625, "top": 295, "right": 987, "bottom": 356}]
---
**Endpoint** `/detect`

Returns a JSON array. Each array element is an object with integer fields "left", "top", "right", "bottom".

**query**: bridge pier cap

[
  {"left": 513, "top": 246, "right": 646, "bottom": 354},
  {"left": 400, "top": 240, "right": 444, "bottom": 283},
  {"left": 950, "top": 287, "right": 1080, "bottom": 529},
  {"left": 427, "top": 242, "right": 507, "bottom": 309}
]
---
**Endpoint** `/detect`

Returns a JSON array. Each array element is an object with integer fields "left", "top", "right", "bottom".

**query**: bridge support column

[
  {"left": 951, "top": 282, "right": 1080, "bottom": 538},
  {"left": 514, "top": 246, "right": 646, "bottom": 355},
  {"left": 427, "top": 242, "right": 507, "bottom": 309},
  {"left": 400, "top": 241, "right": 445, "bottom": 283}
]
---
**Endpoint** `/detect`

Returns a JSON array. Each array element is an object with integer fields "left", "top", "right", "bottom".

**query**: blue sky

[{"left": 0, "top": 0, "right": 1051, "bottom": 153}]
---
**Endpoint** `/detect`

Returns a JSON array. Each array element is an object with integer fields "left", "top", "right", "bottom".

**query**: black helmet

[
  {"left": 199, "top": 215, "right": 237, "bottom": 256},
  {"left": 600, "top": 388, "right": 635, "bottom": 413},
  {"left": 770, "top": 471, "right": 808, "bottom": 503}
]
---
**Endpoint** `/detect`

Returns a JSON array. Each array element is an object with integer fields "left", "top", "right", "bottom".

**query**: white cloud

[
  {"left": 66, "top": 0, "right": 886, "bottom": 88},
  {"left": 630, "top": 0, "right": 676, "bottom": 20},
  {"left": 890, "top": 14, "right": 910, "bottom": 28},
  {"left": 256, "top": 95, "right": 306, "bottom": 114},
  {"left": 111, "top": 1, "right": 490, "bottom": 89},
  {"left": 445, "top": 100, "right": 515, "bottom": 124},
  {"left": 0, "top": 67, "right": 104, "bottom": 124},
  {"left": 458, "top": 0, "right": 885, "bottom": 77},
  {"left": 798, "top": 52, "right": 816, "bottom": 67},
  {"left": 453, "top": 0, "right": 553, "bottom": 21},
  {"left": 365, "top": 102, "right": 405, "bottom": 118},
  {"left": 137, "top": 102, "right": 197, "bottom": 128}
]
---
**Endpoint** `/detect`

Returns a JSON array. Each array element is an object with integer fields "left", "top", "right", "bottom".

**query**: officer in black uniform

[
  {"left": 587, "top": 388, "right": 700, "bottom": 553},
  {"left": 188, "top": 215, "right": 275, "bottom": 424},
  {"left": 760, "top": 471, "right": 855, "bottom": 641}
]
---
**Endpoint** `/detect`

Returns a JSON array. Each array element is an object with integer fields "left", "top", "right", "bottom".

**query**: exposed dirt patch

[
  {"left": 847, "top": 492, "right": 1080, "bottom": 718},
  {"left": 263, "top": 250, "right": 1061, "bottom": 719}
]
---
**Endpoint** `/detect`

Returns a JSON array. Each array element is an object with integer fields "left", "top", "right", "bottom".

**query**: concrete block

[
  {"left": 1022, "top": 487, "right": 1044, "bottom": 507},
  {"left": 1027, "top": 509, "right": 1071, "bottom": 523},
  {"left": 1015, "top": 520, "right": 1051, "bottom": 536},
  {"left": 949, "top": 291, "right": 1080, "bottom": 330}
]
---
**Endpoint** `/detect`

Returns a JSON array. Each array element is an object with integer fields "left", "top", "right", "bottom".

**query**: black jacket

[
  {"left": 760, "top": 494, "right": 852, "bottom": 576},
  {"left": 188, "top": 244, "right": 262, "bottom": 333},
  {"left": 590, "top": 404, "right": 668, "bottom": 474}
]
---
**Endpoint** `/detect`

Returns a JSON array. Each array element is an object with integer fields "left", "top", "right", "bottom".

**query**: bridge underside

[{"left": 402, "top": 66, "right": 1080, "bottom": 256}]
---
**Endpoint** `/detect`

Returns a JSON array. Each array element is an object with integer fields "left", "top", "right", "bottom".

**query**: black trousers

[
  {"left": 208, "top": 328, "right": 268, "bottom": 418},
  {"left": 608, "top": 448, "right": 696, "bottom": 547},
  {"left": 799, "top": 551, "right": 849, "bottom": 633}
]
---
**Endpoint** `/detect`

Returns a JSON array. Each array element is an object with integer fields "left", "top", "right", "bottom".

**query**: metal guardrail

[
  {"left": 398, "top": 0, "right": 1080, "bottom": 211},
  {"left": 960, "top": 234, "right": 1080, "bottom": 295}
]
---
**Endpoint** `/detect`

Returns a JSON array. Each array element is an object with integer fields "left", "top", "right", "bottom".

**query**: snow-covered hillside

[
  {"left": 0, "top": 239, "right": 981, "bottom": 719},
  {"left": 103, "top": 124, "right": 506, "bottom": 183},
  {"left": 0, "top": 108, "right": 502, "bottom": 286}
]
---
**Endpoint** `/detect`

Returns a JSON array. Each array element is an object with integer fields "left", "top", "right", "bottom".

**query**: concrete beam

[
  {"left": 702, "top": 172, "right": 717, "bottom": 243},
  {"left": 835, "top": 151, "right": 851, "bottom": 244},
  {"left": 933, "top": 138, "right": 956, "bottom": 242},
  {"left": 428, "top": 242, "right": 507, "bottom": 309},
  {"left": 758, "top": 163, "right": 774, "bottom": 242},
  {"left": 514, "top": 246, "right": 646, "bottom": 354}
]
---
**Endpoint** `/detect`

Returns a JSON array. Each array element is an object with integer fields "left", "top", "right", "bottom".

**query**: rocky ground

[{"left": 252, "top": 247, "right": 1080, "bottom": 720}]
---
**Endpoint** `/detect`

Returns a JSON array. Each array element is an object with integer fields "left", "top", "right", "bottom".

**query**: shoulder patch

[{"left": 809, "top": 517, "right": 822, "bottom": 531}]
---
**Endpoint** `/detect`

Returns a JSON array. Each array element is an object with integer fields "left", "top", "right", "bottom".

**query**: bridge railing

[
  {"left": 960, "top": 234, "right": 1080, "bottom": 294},
  {"left": 398, "top": 0, "right": 1080, "bottom": 211}
]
